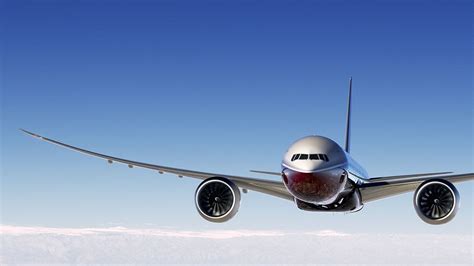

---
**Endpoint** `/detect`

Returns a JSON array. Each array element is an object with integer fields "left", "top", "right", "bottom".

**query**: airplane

[{"left": 21, "top": 78, "right": 473, "bottom": 225}]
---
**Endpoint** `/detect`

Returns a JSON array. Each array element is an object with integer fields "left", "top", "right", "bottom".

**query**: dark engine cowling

[
  {"left": 413, "top": 179, "right": 459, "bottom": 225},
  {"left": 195, "top": 177, "right": 241, "bottom": 223}
]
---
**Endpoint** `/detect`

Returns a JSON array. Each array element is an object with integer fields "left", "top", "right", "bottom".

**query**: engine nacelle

[
  {"left": 195, "top": 177, "right": 241, "bottom": 223},
  {"left": 413, "top": 179, "right": 459, "bottom": 225}
]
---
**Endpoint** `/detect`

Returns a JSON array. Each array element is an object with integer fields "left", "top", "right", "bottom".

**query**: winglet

[{"left": 344, "top": 77, "right": 352, "bottom": 153}]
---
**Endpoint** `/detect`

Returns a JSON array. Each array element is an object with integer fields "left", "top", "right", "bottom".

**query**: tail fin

[{"left": 344, "top": 77, "right": 352, "bottom": 153}]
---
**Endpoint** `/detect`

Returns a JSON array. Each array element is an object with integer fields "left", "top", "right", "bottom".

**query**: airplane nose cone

[
  {"left": 282, "top": 168, "right": 347, "bottom": 204},
  {"left": 282, "top": 135, "right": 347, "bottom": 173}
]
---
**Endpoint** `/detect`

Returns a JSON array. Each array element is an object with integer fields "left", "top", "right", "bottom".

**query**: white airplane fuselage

[{"left": 281, "top": 135, "right": 368, "bottom": 211}]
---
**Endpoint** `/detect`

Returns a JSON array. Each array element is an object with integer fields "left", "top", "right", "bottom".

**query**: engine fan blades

[
  {"left": 197, "top": 180, "right": 234, "bottom": 217},
  {"left": 418, "top": 183, "right": 454, "bottom": 219},
  {"left": 195, "top": 177, "right": 241, "bottom": 222},
  {"left": 414, "top": 179, "right": 459, "bottom": 224}
]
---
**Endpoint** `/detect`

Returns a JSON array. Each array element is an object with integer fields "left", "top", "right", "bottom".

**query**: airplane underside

[{"left": 294, "top": 186, "right": 363, "bottom": 212}]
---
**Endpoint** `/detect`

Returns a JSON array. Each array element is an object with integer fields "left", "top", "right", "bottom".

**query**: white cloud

[
  {"left": 0, "top": 225, "right": 285, "bottom": 239},
  {"left": 304, "top": 229, "right": 349, "bottom": 237},
  {"left": 1, "top": 225, "right": 472, "bottom": 264}
]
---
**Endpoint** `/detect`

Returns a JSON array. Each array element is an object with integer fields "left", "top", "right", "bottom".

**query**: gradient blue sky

[{"left": 2, "top": 0, "right": 472, "bottom": 234}]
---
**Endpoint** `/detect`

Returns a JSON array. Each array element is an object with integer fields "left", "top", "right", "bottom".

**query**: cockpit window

[
  {"left": 292, "top": 154, "right": 300, "bottom": 161},
  {"left": 322, "top": 154, "right": 329, "bottom": 161},
  {"left": 291, "top": 153, "right": 329, "bottom": 162}
]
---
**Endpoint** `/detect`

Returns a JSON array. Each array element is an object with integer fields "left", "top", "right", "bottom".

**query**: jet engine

[
  {"left": 195, "top": 177, "right": 241, "bottom": 222},
  {"left": 413, "top": 179, "right": 459, "bottom": 225}
]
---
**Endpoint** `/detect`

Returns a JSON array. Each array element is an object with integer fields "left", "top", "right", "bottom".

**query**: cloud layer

[{"left": 1, "top": 225, "right": 472, "bottom": 264}]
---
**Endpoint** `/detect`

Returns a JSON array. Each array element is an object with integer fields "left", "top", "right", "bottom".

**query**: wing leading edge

[{"left": 21, "top": 129, "right": 293, "bottom": 201}]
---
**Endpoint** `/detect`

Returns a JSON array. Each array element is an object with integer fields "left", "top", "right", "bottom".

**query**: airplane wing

[
  {"left": 359, "top": 172, "right": 474, "bottom": 203},
  {"left": 21, "top": 129, "right": 293, "bottom": 201}
]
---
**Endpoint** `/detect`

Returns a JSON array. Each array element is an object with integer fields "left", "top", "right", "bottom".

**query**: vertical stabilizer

[{"left": 345, "top": 77, "right": 352, "bottom": 153}]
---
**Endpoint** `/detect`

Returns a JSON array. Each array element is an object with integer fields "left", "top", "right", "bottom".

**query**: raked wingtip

[{"left": 19, "top": 128, "right": 42, "bottom": 139}]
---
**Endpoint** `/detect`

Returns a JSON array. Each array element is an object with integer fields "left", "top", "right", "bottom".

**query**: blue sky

[{"left": 1, "top": 0, "right": 472, "bottom": 234}]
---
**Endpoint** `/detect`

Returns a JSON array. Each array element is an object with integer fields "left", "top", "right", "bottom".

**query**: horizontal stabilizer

[{"left": 250, "top": 170, "right": 281, "bottom": 176}]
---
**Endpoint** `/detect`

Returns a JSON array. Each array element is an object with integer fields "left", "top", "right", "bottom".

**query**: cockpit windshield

[{"left": 291, "top": 153, "right": 329, "bottom": 162}]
